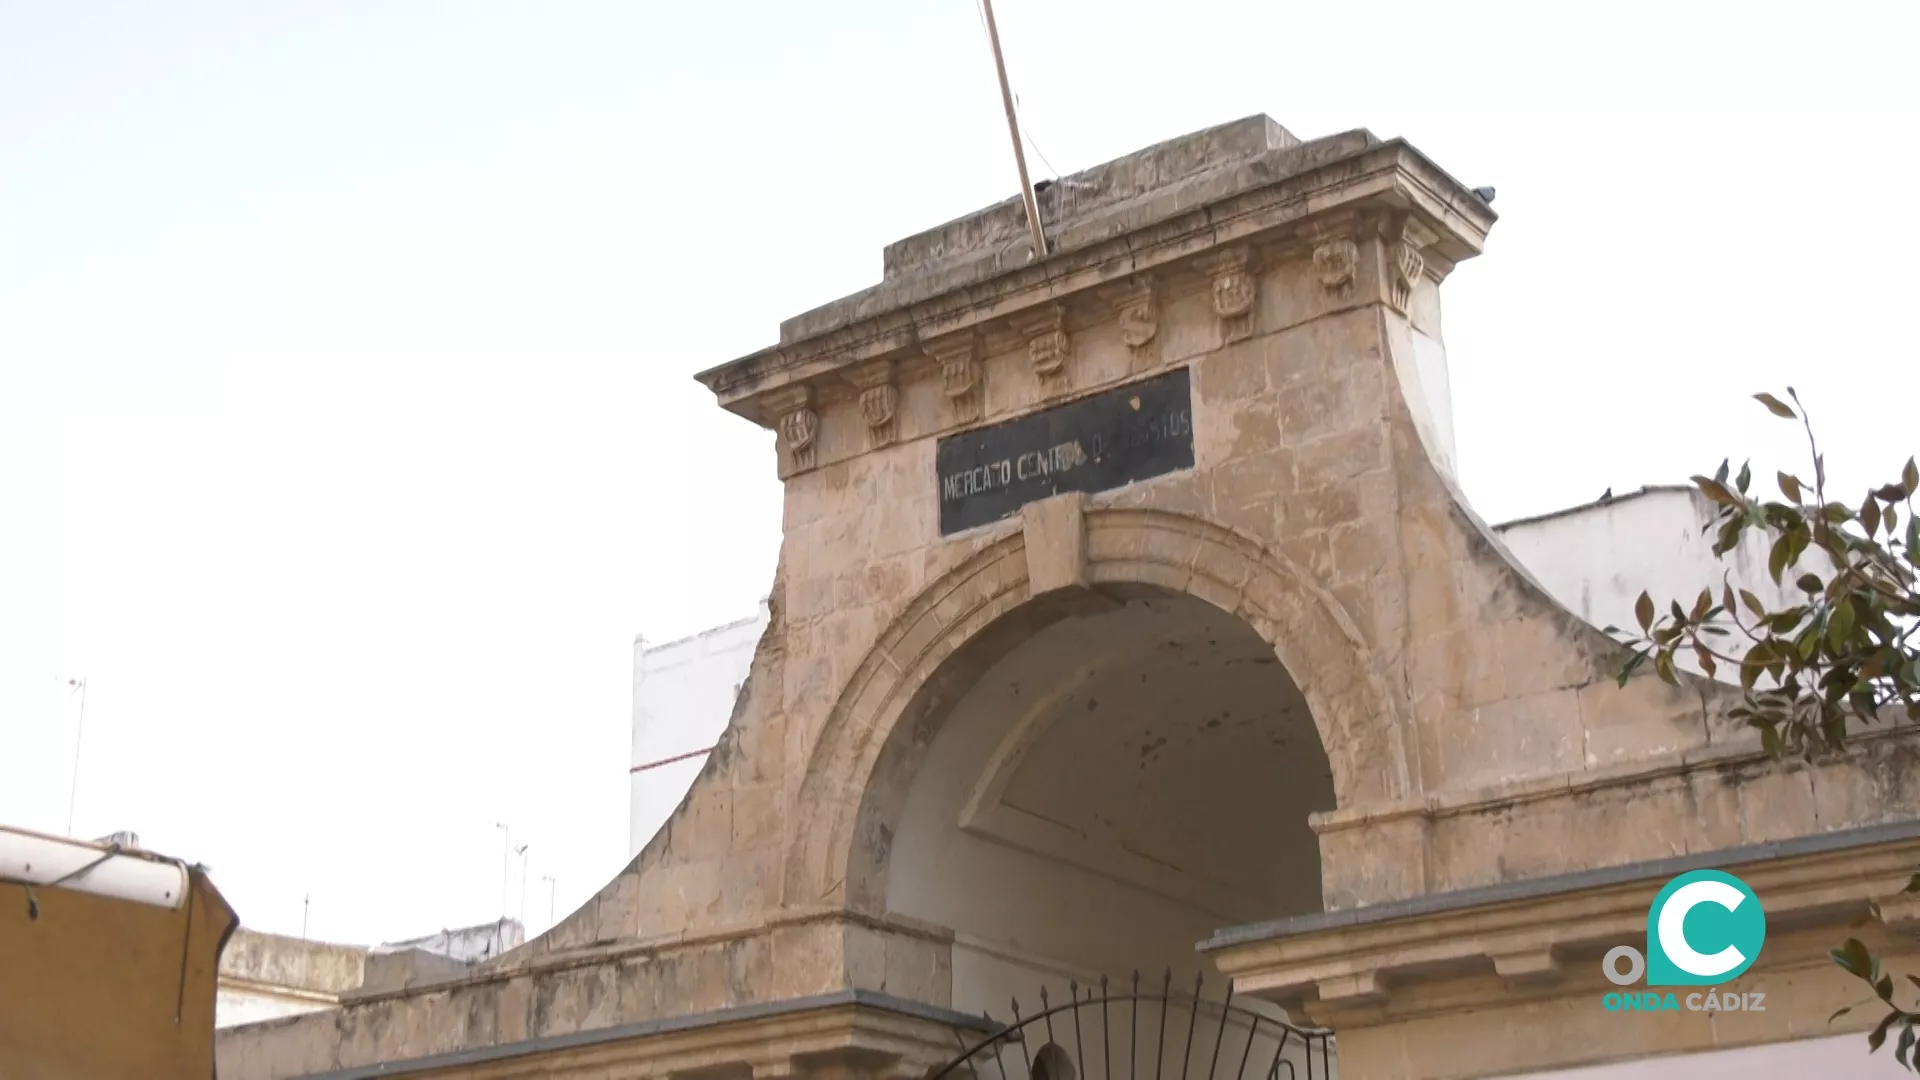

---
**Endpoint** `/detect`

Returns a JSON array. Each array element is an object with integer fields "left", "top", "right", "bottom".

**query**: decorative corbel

[
  {"left": 845, "top": 359, "right": 898, "bottom": 448},
  {"left": 1107, "top": 276, "right": 1158, "bottom": 349},
  {"left": 1380, "top": 215, "right": 1440, "bottom": 315},
  {"left": 1305, "top": 219, "right": 1360, "bottom": 306},
  {"left": 924, "top": 331, "right": 981, "bottom": 425},
  {"left": 1010, "top": 302, "right": 1072, "bottom": 397},
  {"left": 763, "top": 384, "right": 819, "bottom": 478},
  {"left": 1197, "top": 246, "right": 1256, "bottom": 343}
]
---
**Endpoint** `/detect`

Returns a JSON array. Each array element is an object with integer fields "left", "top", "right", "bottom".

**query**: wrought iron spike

[
  {"left": 1010, "top": 997, "right": 1022, "bottom": 1024},
  {"left": 1131, "top": 970, "right": 1140, "bottom": 991},
  {"left": 1040, "top": 987, "right": 1051, "bottom": 1008}
]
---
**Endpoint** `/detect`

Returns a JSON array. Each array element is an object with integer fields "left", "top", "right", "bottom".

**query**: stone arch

[{"left": 782, "top": 506, "right": 1410, "bottom": 915}]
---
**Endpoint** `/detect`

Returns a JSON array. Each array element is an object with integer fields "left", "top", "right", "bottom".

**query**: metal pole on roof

[
  {"left": 979, "top": 0, "right": 1047, "bottom": 260},
  {"left": 65, "top": 678, "right": 87, "bottom": 836}
]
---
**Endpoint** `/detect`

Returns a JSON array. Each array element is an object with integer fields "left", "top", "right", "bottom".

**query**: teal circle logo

[{"left": 1644, "top": 869, "right": 1765, "bottom": 986}]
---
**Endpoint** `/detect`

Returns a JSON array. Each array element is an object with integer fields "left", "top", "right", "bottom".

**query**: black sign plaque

[{"left": 935, "top": 367, "right": 1194, "bottom": 535}]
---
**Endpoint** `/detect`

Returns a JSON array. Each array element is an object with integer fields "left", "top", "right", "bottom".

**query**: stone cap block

[{"left": 880, "top": 114, "right": 1299, "bottom": 282}]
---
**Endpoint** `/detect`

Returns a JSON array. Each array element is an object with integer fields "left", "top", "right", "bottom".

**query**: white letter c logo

[{"left": 1658, "top": 880, "right": 1747, "bottom": 977}]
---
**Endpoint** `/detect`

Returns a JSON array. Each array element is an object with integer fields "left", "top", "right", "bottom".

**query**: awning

[{"left": 0, "top": 825, "right": 239, "bottom": 1079}]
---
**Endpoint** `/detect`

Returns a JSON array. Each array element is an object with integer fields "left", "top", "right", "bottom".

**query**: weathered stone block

[
  {"left": 1318, "top": 813, "right": 1431, "bottom": 909},
  {"left": 1577, "top": 676, "right": 1705, "bottom": 769},
  {"left": 1021, "top": 492, "right": 1088, "bottom": 596}
]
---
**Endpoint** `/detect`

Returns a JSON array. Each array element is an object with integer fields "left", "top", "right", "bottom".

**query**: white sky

[{"left": 2, "top": 1, "right": 1916, "bottom": 948}]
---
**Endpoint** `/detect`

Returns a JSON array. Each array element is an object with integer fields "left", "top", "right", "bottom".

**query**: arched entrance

[
  {"left": 887, "top": 584, "right": 1333, "bottom": 999},
  {"left": 784, "top": 507, "right": 1405, "bottom": 927},
  {"left": 782, "top": 508, "right": 1371, "bottom": 1080}
]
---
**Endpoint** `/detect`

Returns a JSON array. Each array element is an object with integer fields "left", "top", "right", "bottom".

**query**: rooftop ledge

[
  {"left": 693, "top": 113, "right": 1495, "bottom": 425},
  {"left": 1199, "top": 818, "right": 1920, "bottom": 1016}
]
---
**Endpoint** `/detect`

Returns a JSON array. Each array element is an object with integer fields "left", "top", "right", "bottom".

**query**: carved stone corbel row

[
  {"left": 1197, "top": 246, "right": 1256, "bottom": 343},
  {"left": 764, "top": 384, "right": 819, "bottom": 477},
  {"left": 923, "top": 331, "right": 981, "bottom": 425},
  {"left": 845, "top": 359, "right": 898, "bottom": 448},
  {"left": 1010, "top": 302, "right": 1072, "bottom": 398},
  {"left": 1304, "top": 216, "right": 1361, "bottom": 305},
  {"left": 1106, "top": 276, "right": 1158, "bottom": 349}
]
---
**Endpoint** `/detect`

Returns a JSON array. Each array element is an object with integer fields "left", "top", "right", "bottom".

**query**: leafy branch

[
  {"left": 1609, "top": 389, "right": 1919, "bottom": 758},
  {"left": 1608, "top": 389, "right": 1919, "bottom": 1066},
  {"left": 1832, "top": 875, "right": 1920, "bottom": 1070}
]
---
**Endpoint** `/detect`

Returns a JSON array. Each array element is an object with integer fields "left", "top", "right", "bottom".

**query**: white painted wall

[
  {"left": 1494, "top": 486, "right": 1803, "bottom": 682},
  {"left": 215, "top": 988, "right": 334, "bottom": 1029},
  {"left": 629, "top": 602, "right": 769, "bottom": 858},
  {"left": 1510, "top": 1032, "right": 1911, "bottom": 1078}
]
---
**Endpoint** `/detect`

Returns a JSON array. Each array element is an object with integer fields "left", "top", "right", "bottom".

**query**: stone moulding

[
  {"left": 1307, "top": 723, "right": 1920, "bottom": 835},
  {"left": 280, "top": 990, "right": 992, "bottom": 1080},
  {"left": 691, "top": 135, "right": 1495, "bottom": 477},
  {"left": 1203, "top": 818, "right": 1920, "bottom": 1022}
]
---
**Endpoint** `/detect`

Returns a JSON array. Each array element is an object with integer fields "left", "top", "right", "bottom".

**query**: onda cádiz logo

[{"left": 1600, "top": 869, "right": 1768, "bottom": 1014}]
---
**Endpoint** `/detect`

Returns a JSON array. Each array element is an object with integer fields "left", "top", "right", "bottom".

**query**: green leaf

[
  {"left": 1771, "top": 535, "right": 1793, "bottom": 584},
  {"left": 1841, "top": 938, "right": 1875, "bottom": 978},
  {"left": 1655, "top": 651, "right": 1678, "bottom": 686},
  {"left": 1833, "top": 1004, "right": 1856, "bottom": 1024},
  {"left": 1870, "top": 1010, "right": 1899, "bottom": 1052},
  {"left": 1617, "top": 654, "right": 1643, "bottom": 687},
  {"left": 1899, "top": 1024, "right": 1916, "bottom": 1069},
  {"left": 1692, "top": 588, "right": 1713, "bottom": 622},
  {"left": 1798, "top": 573, "right": 1824, "bottom": 595},
  {"left": 1877, "top": 974, "right": 1895, "bottom": 1002},
  {"left": 1695, "top": 477, "right": 1739, "bottom": 506},
  {"left": 1696, "top": 645, "right": 1717, "bottom": 678},
  {"left": 1907, "top": 516, "right": 1918, "bottom": 560},
  {"left": 1830, "top": 601, "right": 1858, "bottom": 649},
  {"left": 1636, "top": 592, "right": 1655, "bottom": 632},
  {"left": 1715, "top": 459, "right": 1731, "bottom": 485},
  {"left": 1906, "top": 457, "right": 1919, "bottom": 497},
  {"left": 1864, "top": 495, "right": 1883, "bottom": 538},
  {"left": 1737, "top": 460, "right": 1752, "bottom": 494},
  {"left": 1780, "top": 471, "right": 1805, "bottom": 502},
  {"left": 1740, "top": 589, "right": 1766, "bottom": 619},
  {"left": 1756, "top": 392, "right": 1798, "bottom": 419}
]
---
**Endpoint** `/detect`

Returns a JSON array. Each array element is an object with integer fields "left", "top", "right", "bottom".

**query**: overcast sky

[{"left": 2, "top": 1, "right": 1916, "bottom": 947}]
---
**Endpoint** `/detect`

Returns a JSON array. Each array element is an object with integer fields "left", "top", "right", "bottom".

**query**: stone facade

[{"left": 218, "top": 115, "right": 1920, "bottom": 1079}]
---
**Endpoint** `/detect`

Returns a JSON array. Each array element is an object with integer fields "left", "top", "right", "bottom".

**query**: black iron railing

[{"left": 934, "top": 972, "right": 1335, "bottom": 1080}]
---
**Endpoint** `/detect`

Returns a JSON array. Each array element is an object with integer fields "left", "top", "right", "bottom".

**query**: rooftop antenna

[
  {"left": 65, "top": 678, "right": 88, "bottom": 836},
  {"left": 978, "top": 0, "right": 1047, "bottom": 260},
  {"left": 541, "top": 874, "right": 557, "bottom": 929},
  {"left": 493, "top": 822, "right": 511, "bottom": 920},
  {"left": 301, "top": 891, "right": 310, "bottom": 939},
  {"left": 515, "top": 844, "right": 530, "bottom": 924}
]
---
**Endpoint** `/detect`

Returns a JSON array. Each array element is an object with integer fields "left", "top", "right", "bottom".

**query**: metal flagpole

[
  {"left": 65, "top": 678, "right": 87, "bottom": 836},
  {"left": 978, "top": 0, "right": 1047, "bottom": 260}
]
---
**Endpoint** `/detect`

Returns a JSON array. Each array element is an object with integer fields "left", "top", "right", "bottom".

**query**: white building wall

[
  {"left": 1493, "top": 485, "right": 1803, "bottom": 683},
  {"left": 215, "top": 988, "right": 335, "bottom": 1029},
  {"left": 630, "top": 602, "right": 770, "bottom": 859}
]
